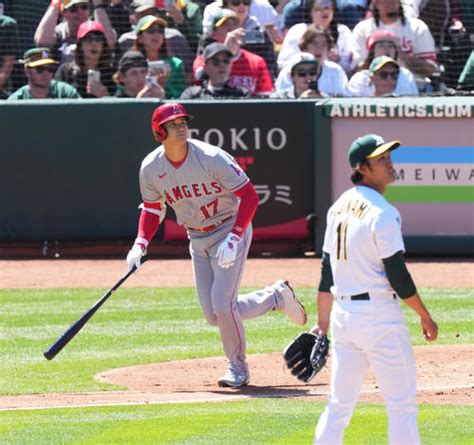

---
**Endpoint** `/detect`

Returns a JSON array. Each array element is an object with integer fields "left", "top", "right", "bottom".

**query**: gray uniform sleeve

[{"left": 139, "top": 164, "right": 165, "bottom": 205}]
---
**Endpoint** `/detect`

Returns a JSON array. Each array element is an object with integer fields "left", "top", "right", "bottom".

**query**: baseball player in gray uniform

[
  {"left": 126, "top": 102, "right": 307, "bottom": 388},
  {"left": 312, "top": 134, "right": 438, "bottom": 444}
]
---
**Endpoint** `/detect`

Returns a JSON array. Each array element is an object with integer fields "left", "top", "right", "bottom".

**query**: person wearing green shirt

[
  {"left": 7, "top": 47, "right": 81, "bottom": 100},
  {"left": 133, "top": 15, "right": 187, "bottom": 99}
]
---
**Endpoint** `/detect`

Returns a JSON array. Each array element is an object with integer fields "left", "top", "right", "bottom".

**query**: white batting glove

[
  {"left": 216, "top": 233, "right": 241, "bottom": 269},
  {"left": 126, "top": 243, "right": 146, "bottom": 271}
]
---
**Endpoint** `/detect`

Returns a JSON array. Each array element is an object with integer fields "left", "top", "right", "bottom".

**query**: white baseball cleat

[
  {"left": 217, "top": 363, "right": 250, "bottom": 388},
  {"left": 273, "top": 279, "right": 307, "bottom": 326}
]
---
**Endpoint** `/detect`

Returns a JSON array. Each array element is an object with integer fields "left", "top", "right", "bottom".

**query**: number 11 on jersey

[{"left": 336, "top": 221, "right": 348, "bottom": 260}]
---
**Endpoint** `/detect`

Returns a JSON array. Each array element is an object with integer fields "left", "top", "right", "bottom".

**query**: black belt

[
  {"left": 339, "top": 293, "right": 397, "bottom": 301},
  {"left": 349, "top": 292, "right": 370, "bottom": 301}
]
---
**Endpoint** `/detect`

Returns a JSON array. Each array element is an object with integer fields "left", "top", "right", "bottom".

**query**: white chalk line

[{"left": 0, "top": 384, "right": 472, "bottom": 412}]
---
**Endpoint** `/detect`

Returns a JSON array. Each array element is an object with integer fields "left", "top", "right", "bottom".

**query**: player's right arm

[{"left": 127, "top": 161, "right": 167, "bottom": 271}]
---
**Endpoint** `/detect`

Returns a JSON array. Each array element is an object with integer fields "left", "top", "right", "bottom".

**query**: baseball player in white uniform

[
  {"left": 312, "top": 134, "right": 438, "bottom": 444},
  {"left": 126, "top": 102, "right": 307, "bottom": 388}
]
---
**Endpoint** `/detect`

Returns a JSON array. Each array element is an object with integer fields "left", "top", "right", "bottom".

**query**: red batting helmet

[{"left": 151, "top": 102, "right": 193, "bottom": 142}]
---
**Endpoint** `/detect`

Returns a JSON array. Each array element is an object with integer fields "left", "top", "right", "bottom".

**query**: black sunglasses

[
  {"left": 377, "top": 70, "right": 399, "bottom": 80},
  {"left": 209, "top": 57, "right": 231, "bottom": 66},
  {"left": 228, "top": 0, "right": 251, "bottom": 6},
  {"left": 33, "top": 66, "right": 56, "bottom": 74},
  {"left": 294, "top": 69, "right": 318, "bottom": 78},
  {"left": 68, "top": 4, "right": 89, "bottom": 13},
  {"left": 82, "top": 33, "right": 105, "bottom": 43},
  {"left": 144, "top": 25, "right": 165, "bottom": 35}
]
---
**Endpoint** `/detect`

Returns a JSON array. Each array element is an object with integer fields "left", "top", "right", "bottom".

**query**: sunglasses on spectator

[
  {"left": 294, "top": 69, "right": 318, "bottom": 77},
  {"left": 82, "top": 33, "right": 105, "bottom": 43},
  {"left": 68, "top": 4, "right": 89, "bottom": 13},
  {"left": 376, "top": 70, "right": 399, "bottom": 80},
  {"left": 209, "top": 57, "right": 231, "bottom": 66},
  {"left": 227, "top": 0, "right": 251, "bottom": 6},
  {"left": 144, "top": 25, "right": 165, "bottom": 35},
  {"left": 32, "top": 66, "right": 56, "bottom": 74}
]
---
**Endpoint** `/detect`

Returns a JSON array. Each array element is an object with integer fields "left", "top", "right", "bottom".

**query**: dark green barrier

[{"left": 0, "top": 100, "right": 319, "bottom": 242}]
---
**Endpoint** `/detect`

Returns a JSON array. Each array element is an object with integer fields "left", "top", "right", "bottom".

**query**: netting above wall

[{"left": 0, "top": 0, "right": 473, "bottom": 100}]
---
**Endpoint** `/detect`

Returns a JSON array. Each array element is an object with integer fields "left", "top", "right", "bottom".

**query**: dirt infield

[{"left": 1, "top": 258, "right": 473, "bottom": 410}]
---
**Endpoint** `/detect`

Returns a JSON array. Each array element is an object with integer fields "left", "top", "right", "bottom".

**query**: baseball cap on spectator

[
  {"left": 119, "top": 50, "right": 148, "bottom": 72},
  {"left": 134, "top": 15, "right": 167, "bottom": 34},
  {"left": 288, "top": 52, "right": 320, "bottom": 74},
  {"left": 131, "top": 0, "right": 156, "bottom": 13},
  {"left": 63, "top": 0, "right": 89, "bottom": 10},
  {"left": 369, "top": 55, "right": 399, "bottom": 73},
  {"left": 77, "top": 20, "right": 105, "bottom": 40},
  {"left": 349, "top": 134, "right": 400, "bottom": 167},
  {"left": 203, "top": 43, "right": 233, "bottom": 62},
  {"left": 211, "top": 8, "right": 239, "bottom": 30},
  {"left": 22, "top": 48, "right": 58, "bottom": 67},
  {"left": 366, "top": 30, "right": 399, "bottom": 51}
]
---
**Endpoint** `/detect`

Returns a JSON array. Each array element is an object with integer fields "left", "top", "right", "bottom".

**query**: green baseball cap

[
  {"left": 134, "top": 15, "right": 167, "bottom": 35},
  {"left": 369, "top": 55, "right": 399, "bottom": 73},
  {"left": 348, "top": 134, "right": 400, "bottom": 167},
  {"left": 22, "top": 47, "right": 58, "bottom": 67},
  {"left": 63, "top": 0, "right": 89, "bottom": 10}
]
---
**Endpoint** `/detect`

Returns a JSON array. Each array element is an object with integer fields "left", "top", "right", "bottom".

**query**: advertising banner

[{"left": 328, "top": 99, "right": 474, "bottom": 237}]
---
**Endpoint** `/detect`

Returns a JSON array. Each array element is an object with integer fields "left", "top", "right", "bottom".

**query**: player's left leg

[{"left": 366, "top": 300, "right": 420, "bottom": 445}]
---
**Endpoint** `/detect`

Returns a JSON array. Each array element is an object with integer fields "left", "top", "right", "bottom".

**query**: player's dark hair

[{"left": 350, "top": 159, "right": 370, "bottom": 184}]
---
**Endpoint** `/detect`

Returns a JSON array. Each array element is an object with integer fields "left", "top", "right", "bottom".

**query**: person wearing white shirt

[
  {"left": 275, "top": 25, "right": 348, "bottom": 95},
  {"left": 347, "top": 29, "right": 418, "bottom": 96},
  {"left": 352, "top": 0, "right": 438, "bottom": 78},
  {"left": 277, "top": 0, "right": 354, "bottom": 73}
]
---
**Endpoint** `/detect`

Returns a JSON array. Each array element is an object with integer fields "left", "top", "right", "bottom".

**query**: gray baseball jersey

[
  {"left": 139, "top": 138, "right": 249, "bottom": 230},
  {"left": 138, "top": 138, "right": 284, "bottom": 370}
]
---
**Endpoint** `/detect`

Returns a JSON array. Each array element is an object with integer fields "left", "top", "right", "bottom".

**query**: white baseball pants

[{"left": 315, "top": 297, "right": 420, "bottom": 445}]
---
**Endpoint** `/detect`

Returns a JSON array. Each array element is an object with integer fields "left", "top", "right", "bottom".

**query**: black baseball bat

[{"left": 43, "top": 257, "right": 147, "bottom": 360}]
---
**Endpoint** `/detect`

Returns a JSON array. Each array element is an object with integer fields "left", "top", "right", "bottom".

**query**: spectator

[
  {"left": 105, "top": 0, "right": 132, "bottom": 38},
  {"left": 0, "top": 14, "right": 21, "bottom": 99},
  {"left": 163, "top": 0, "right": 204, "bottom": 53},
  {"left": 203, "top": 0, "right": 281, "bottom": 41},
  {"left": 347, "top": 29, "right": 418, "bottom": 96},
  {"left": 194, "top": 8, "right": 274, "bottom": 96},
  {"left": 8, "top": 48, "right": 81, "bottom": 100},
  {"left": 181, "top": 42, "right": 250, "bottom": 98},
  {"left": 351, "top": 0, "right": 438, "bottom": 79},
  {"left": 418, "top": 0, "right": 471, "bottom": 89},
  {"left": 221, "top": 0, "right": 279, "bottom": 77},
  {"left": 277, "top": 0, "right": 354, "bottom": 73},
  {"left": 34, "top": 0, "right": 117, "bottom": 65},
  {"left": 55, "top": 20, "right": 115, "bottom": 98},
  {"left": 113, "top": 50, "right": 165, "bottom": 98},
  {"left": 117, "top": 0, "right": 195, "bottom": 79},
  {"left": 366, "top": 55, "right": 400, "bottom": 96},
  {"left": 335, "top": 0, "right": 368, "bottom": 29},
  {"left": 133, "top": 15, "right": 187, "bottom": 98},
  {"left": 272, "top": 52, "right": 325, "bottom": 98},
  {"left": 275, "top": 25, "right": 348, "bottom": 96},
  {"left": 457, "top": 50, "right": 474, "bottom": 92}
]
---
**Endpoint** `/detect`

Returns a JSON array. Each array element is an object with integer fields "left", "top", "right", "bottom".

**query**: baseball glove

[{"left": 282, "top": 332, "right": 330, "bottom": 383}]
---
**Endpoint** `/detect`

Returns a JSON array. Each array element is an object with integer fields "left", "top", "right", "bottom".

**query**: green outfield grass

[
  {"left": 1, "top": 400, "right": 473, "bottom": 444},
  {"left": 1, "top": 287, "right": 472, "bottom": 395}
]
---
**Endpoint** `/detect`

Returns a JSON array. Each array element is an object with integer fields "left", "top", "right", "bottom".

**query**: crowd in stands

[{"left": 0, "top": 0, "right": 473, "bottom": 100}]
